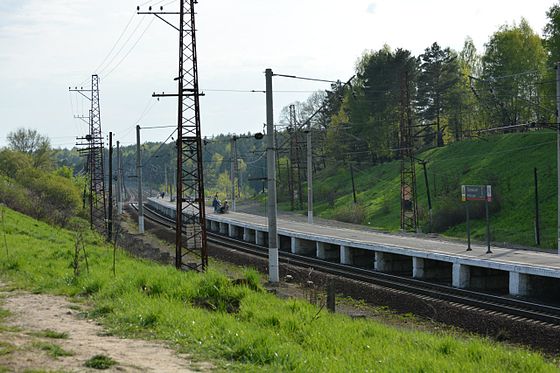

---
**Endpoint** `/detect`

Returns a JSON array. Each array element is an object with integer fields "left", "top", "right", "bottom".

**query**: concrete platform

[{"left": 147, "top": 197, "right": 560, "bottom": 300}]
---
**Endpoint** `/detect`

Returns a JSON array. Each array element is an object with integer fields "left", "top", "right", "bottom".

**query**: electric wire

[{"left": 102, "top": 17, "right": 155, "bottom": 80}]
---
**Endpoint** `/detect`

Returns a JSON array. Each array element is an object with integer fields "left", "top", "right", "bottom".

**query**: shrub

[
  {"left": 430, "top": 192, "right": 501, "bottom": 233},
  {"left": 331, "top": 203, "right": 366, "bottom": 224}
]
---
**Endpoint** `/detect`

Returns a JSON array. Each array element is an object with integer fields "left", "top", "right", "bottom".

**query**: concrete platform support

[
  {"left": 452, "top": 263, "right": 470, "bottom": 289},
  {"left": 413, "top": 257, "right": 425, "bottom": 279},
  {"left": 316, "top": 242, "right": 340, "bottom": 261},
  {"left": 219, "top": 222, "right": 228, "bottom": 235},
  {"left": 243, "top": 228, "right": 255, "bottom": 243},
  {"left": 210, "top": 221, "right": 219, "bottom": 232},
  {"left": 509, "top": 272, "right": 529, "bottom": 296},
  {"left": 317, "top": 242, "right": 326, "bottom": 259},
  {"left": 228, "top": 224, "right": 239, "bottom": 238},
  {"left": 291, "top": 237, "right": 298, "bottom": 254},
  {"left": 340, "top": 245, "right": 352, "bottom": 265},
  {"left": 255, "top": 230, "right": 266, "bottom": 246},
  {"left": 374, "top": 252, "right": 387, "bottom": 271},
  {"left": 291, "top": 237, "right": 316, "bottom": 255},
  {"left": 413, "top": 257, "right": 452, "bottom": 280},
  {"left": 374, "top": 252, "right": 412, "bottom": 273}
]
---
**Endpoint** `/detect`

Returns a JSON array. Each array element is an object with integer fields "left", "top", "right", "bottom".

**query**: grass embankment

[
  {"left": 0, "top": 207, "right": 558, "bottom": 371},
  {"left": 312, "top": 132, "right": 557, "bottom": 248}
]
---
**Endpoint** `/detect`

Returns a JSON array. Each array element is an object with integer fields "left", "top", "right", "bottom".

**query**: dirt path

[{"left": 0, "top": 283, "right": 212, "bottom": 372}]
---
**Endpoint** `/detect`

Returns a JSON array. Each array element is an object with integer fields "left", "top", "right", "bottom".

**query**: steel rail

[{"left": 137, "top": 203, "right": 560, "bottom": 325}]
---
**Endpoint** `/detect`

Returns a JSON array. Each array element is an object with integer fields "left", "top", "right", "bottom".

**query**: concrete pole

[
  {"left": 557, "top": 62, "right": 560, "bottom": 255},
  {"left": 230, "top": 136, "right": 236, "bottom": 212},
  {"left": 116, "top": 141, "right": 122, "bottom": 215},
  {"left": 306, "top": 127, "right": 313, "bottom": 224},
  {"left": 164, "top": 166, "right": 168, "bottom": 198},
  {"left": 108, "top": 132, "right": 113, "bottom": 241},
  {"left": 136, "top": 125, "right": 144, "bottom": 234},
  {"left": 266, "top": 68, "right": 279, "bottom": 283}
]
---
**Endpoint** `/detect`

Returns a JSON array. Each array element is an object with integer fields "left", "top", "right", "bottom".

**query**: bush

[
  {"left": 0, "top": 167, "right": 82, "bottom": 227},
  {"left": 430, "top": 193, "right": 501, "bottom": 233},
  {"left": 0, "top": 149, "right": 32, "bottom": 179},
  {"left": 331, "top": 203, "right": 366, "bottom": 224}
]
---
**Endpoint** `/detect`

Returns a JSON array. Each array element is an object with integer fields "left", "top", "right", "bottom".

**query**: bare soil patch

[{"left": 0, "top": 282, "right": 212, "bottom": 372}]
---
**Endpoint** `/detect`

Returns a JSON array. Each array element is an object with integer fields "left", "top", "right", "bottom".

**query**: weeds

[
  {"left": 84, "top": 354, "right": 117, "bottom": 369},
  {"left": 72, "top": 230, "right": 89, "bottom": 277},
  {"left": 31, "top": 341, "right": 74, "bottom": 358},
  {"left": 1, "top": 204, "right": 8, "bottom": 257},
  {"left": 0, "top": 341, "right": 15, "bottom": 356},
  {"left": 0, "top": 206, "right": 557, "bottom": 372},
  {"left": 30, "top": 329, "right": 69, "bottom": 339}
]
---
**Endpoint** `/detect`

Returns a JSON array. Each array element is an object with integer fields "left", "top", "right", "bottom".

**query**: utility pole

[
  {"left": 266, "top": 68, "right": 279, "bottom": 283},
  {"left": 306, "top": 125, "right": 313, "bottom": 224},
  {"left": 288, "top": 105, "right": 297, "bottom": 210},
  {"left": 419, "top": 160, "right": 432, "bottom": 230},
  {"left": 557, "top": 61, "right": 560, "bottom": 255},
  {"left": 136, "top": 125, "right": 144, "bottom": 234},
  {"left": 117, "top": 141, "right": 123, "bottom": 214},
  {"left": 139, "top": 0, "right": 208, "bottom": 271},
  {"left": 164, "top": 166, "right": 168, "bottom": 199},
  {"left": 230, "top": 136, "right": 237, "bottom": 211},
  {"left": 534, "top": 167, "right": 540, "bottom": 246},
  {"left": 70, "top": 75, "right": 107, "bottom": 235},
  {"left": 108, "top": 132, "right": 113, "bottom": 241},
  {"left": 350, "top": 163, "right": 357, "bottom": 204},
  {"left": 399, "top": 72, "right": 419, "bottom": 232}
]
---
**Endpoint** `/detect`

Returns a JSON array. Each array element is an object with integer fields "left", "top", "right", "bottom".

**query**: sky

[{"left": 0, "top": 0, "right": 556, "bottom": 149}]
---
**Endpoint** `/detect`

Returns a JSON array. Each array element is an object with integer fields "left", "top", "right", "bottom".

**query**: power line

[
  {"left": 102, "top": 17, "right": 155, "bottom": 79},
  {"left": 92, "top": 12, "right": 136, "bottom": 75},
  {"left": 273, "top": 73, "right": 338, "bottom": 84}
]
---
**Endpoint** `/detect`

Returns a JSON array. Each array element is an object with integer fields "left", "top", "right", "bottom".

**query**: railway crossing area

[{"left": 147, "top": 197, "right": 560, "bottom": 301}]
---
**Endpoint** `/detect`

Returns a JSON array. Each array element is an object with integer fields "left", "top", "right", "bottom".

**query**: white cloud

[{"left": 0, "top": 0, "right": 554, "bottom": 147}]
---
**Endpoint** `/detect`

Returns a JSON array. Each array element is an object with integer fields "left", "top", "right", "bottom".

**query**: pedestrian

[{"left": 212, "top": 194, "right": 220, "bottom": 212}]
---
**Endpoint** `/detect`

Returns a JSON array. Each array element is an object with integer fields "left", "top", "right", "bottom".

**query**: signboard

[{"left": 461, "top": 185, "right": 492, "bottom": 202}]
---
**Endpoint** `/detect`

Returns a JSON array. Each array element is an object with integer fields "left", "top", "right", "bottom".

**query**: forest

[{"left": 49, "top": 4, "right": 560, "bottom": 207}]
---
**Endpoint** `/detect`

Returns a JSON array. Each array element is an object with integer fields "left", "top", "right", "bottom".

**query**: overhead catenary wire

[
  {"left": 142, "top": 128, "right": 178, "bottom": 168},
  {"left": 102, "top": 17, "right": 155, "bottom": 80}
]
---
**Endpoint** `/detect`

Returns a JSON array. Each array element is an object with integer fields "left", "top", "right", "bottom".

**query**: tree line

[{"left": 280, "top": 8, "right": 560, "bottom": 168}]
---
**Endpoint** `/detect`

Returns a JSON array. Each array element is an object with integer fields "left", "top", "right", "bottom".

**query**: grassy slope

[
  {"left": 313, "top": 131, "right": 557, "bottom": 249},
  {"left": 0, "top": 208, "right": 558, "bottom": 371}
]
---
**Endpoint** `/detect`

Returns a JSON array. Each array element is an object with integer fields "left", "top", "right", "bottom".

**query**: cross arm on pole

[
  {"left": 137, "top": 10, "right": 180, "bottom": 32},
  {"left": 152, "top": 91, "right": 205, "bottom": 98},
  {"left": 69, "top": 87, "right": 92, "bottom": 101}
]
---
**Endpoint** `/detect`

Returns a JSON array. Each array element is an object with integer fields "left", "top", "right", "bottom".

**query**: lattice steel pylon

[
  {"left": 89, "top": 75, "right": 107, "bottom": 234},
  {"left": 288, "top": 104, "right": 304, "bottom": 210},
  {"left": 399, "top": 72, "right": 418, "bottom": 232},
  {"left": 70, "top": 75, "right": 107, "bottom": 235},
  {"left": 139, "top": 0, "right": 208, "bottom": 271}
]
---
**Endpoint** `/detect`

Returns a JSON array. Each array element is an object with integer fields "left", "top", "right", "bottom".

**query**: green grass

[
  {"left": 309, "top": 132, "right": 558, "bottom": 249},
  {"left": 30, "top": 329, "right": 69, "bottom": 339},
  {"left": 84, "top": 354, "right": 117, "bottom": 369},
  {"left": 31, "top": 341, "right": 74, "bottom": 358},
  {"left": 0, "top": 341, "right": 16, "bottom": 356},
  {"left": 0, "top": 207, "right": 558, "bottom": 371}
]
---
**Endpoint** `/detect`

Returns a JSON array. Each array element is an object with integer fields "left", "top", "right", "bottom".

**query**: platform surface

[{"left": 149, "top": 197, "right": 560, "bottom": 276}]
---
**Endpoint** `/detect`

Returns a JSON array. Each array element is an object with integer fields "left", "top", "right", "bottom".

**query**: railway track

[{"left": 137, "top": 203, "right": 560, "bottom": 326}]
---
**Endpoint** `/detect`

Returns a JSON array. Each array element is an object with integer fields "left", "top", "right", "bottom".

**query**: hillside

[
  {"left": 1, "top": 207, "right": 558, "bottom": 371},
  {"left": 309, "top": 131, "right": 557, "bottom": 249}
]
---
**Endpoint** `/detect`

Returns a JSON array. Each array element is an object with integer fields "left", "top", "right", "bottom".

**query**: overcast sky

[{"left": 0, "top": 0, "right": 556, "bottom": 148}]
